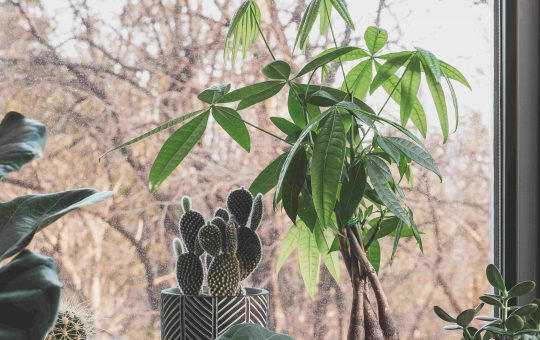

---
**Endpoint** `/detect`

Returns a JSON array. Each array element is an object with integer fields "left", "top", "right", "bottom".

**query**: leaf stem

[
  {"left": 251, "top": 5, "right": 276, "bottom": 61},
  {"left": 218, "top": 107, "right": 291, "bottom": 145}
]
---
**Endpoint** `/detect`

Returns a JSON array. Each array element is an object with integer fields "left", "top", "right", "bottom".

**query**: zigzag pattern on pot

[
  {"left": 248, "top": 294, "right": 268, "bottom": 327},
  {"left": 184, "top": 295, "right": 213, "bottom": 340},
  {"left": 161, "top": 293, "right": 182, "bottom": 340},
  {"left": 216, "top": 296, "right": 246, "bottom": 336}
]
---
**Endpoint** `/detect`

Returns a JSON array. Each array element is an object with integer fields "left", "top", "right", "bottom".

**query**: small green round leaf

[
  {"left": 480, "top": 295, "right": 503, "bottom": 308},
  {"left": 531, "top": 298, "right": 540, "bottom": 324},
  {"left": 505, "top": 314, "right": 524, "bottom": 332},
  {"left": 511, "top": 304, "right": 538, "bottom": 317},
  {"left": 434, "top": 306, "right": 456, "bottom": 323},
  {"left": 486, "top": 264, "right": 506, "bottom": 292},
  {"left": 508, "top": 281, "right": 536, "bottom": 298},
  {"left": 456, "top": 309, "right": 475, "bottom": 327}
]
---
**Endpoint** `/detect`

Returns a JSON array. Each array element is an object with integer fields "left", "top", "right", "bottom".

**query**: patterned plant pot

[{"left": 160, "top": 287, "right": 269, "bottom": 340}]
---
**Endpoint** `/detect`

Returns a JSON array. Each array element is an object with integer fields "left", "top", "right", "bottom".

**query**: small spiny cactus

[
  {"left": 179, "top": 196, "right": 205, "bottom": 253},
  {"left": 198, "top": 223, "right": 222, "bottom": 256},
  {"left": 173, "top": 237, "right": 203, "bottom": 295},
  {"left": 226, "top": 188, "right": 253, "bottom": 227},
  {"left": 214, "top": 207, "right": 230, "bottom": 222},
  {"left": 45, "top": 298, "right": 94, "bottom": 340},
  {"left": 208, "top": 219, "right": 241, "bottom": 296}
]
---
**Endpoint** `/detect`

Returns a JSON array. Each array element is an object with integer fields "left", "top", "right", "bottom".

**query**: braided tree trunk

[{"left": 340, "top": 228, "right": 399, "bottom": 340}]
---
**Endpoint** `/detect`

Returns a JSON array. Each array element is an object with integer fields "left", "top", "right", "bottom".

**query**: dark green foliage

[
  {"left": 227, "top": 187, "right": 253, "bottom": 227},
  {"left": 199, "top": 223, "right": 222, "bottom": 256},
  {"left": 249, "top": 193, "right": 264, "bottom": 231},
  {"left": 435, "top": 264, "right": 540, "bottom": 340},
  {"left": 236, "top": 227, "right": 262, "bottom": 280},
  {"left": 208, "top": 253, "right": 241, "bottom": 296},
  {"left": 214, "top": 208, "right": 230, "bottom": 222},
  {"left": 176, "top": 252, "right": 204, "bottom": 295},
  {"left": 0, "top": 112, "right": 111, "bottom": 340}
]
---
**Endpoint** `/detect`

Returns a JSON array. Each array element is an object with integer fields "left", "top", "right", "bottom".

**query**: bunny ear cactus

[
  {"left": 227, "top": 188, "right": 253, "bottom": 228},
  {"left": 179, "top": 196, "right": 205, "bottom": 253},
  {"left": 214, "top": 208, "right": 230, "bottom": 222},
  {"left": 208, "top": 218, "right": 241, "bottom": 296},
  {"left": 173, "top": 236, "right": 204, "bottom": 295}
]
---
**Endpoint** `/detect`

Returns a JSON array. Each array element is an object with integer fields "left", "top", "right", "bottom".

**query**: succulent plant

[
  {"left": 45, "top": 298, "right": 94, "bottom": 340},
  {"left": 171, "top": 188, "right": 264, "bottom": 296}
]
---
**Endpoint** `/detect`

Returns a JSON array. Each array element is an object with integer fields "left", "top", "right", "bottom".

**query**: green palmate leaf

[
  {"left": 424, "top": 64, "right": 449, "bottom": 142},
  {"left": 250, "top": 151, "right": 289, "bottom": 195},
  {"left": 149, "top": 111, "right": 209, "bottom": 192},
  {"left": 417, "top": 48, "right": 442, "bottom": 82},
  {"left": 508, "top": 281, "right": 536, "bottom": 298},
  {"left": 224, "top": 0, "right": 260, "bottom": 64},
  {"left": 364, "top": 26, "right": 388, "bottom": 55},
  {"left": 307, "top": 90, "right": 339, "bottom": 107},
  {"left": 262, "top": 60, "right": 291, "bottom": 80},
  {"left": 376, "top": 136, "right": 401, "bottom": 164},
  {"left": 212, "top": 106, "right": 250, "bottom": 151},
  {"left": 274, "top": 110, "right": 330, "bottom": 205},
  {"left": 370, "top": 53, "right": 412, "bottom": 94},
  {"left": 343, "top": 59, "right": 373, "bottom": 100},
  {"left": 215, "top": 323, "right": 294, "bottom": 340},
  {"left": 439, "top": 60, "right": 471, "bottom": 89},
  {"left": 486, "top": 264, "right": 506, "bottom": 292},
  {"left": 384, "top": 136, "right": 441, "bottom": 179},
  {"left": 377, "top": 67, "right": 427, "bottom": 137},
  {"left": 319, "top": 0, "right": 331, "bottom": 34},
  {"left": 329, "top": 0, "right": 355, "bottom": 29},
  {"left": 390, "top": 220, "right": 403, "bottom": 260},
  {"left": 366, "top": 157, "right": 410, "bottom": 225},
  {"left": 0, "top": 111, "right": 46, "bottom": 179},
  {"left": 276, "top": 224, "right": 301, "bottom": 273},
  {"left": 0, "top": 189, "right": 112, "bottom": 261},
  {"left": 367, "top": 239, "right": 381, "bottom": 273},
  {"left": 377, "top": 51, "right": 414, "bottom": 60},
  {"left": 288, "top": 89, "right": 307, "bottom": 128},
  {"left": 219, "top": 80, "right": 285, "bottom": 103},
  {"left": 237, "top": 82, "right": 286, "bottom": 110},
  {"left": 197, "top": 83, "right": 231, "bottom": 104},
  {"left": 337, "top": 160, "right": 366, "bottom": 223},
  {"left": 297, "top": 222, "right": 320, "bottom": 298},
  {"left": 271, "top": 117, "right": 301, "bottom": 136},
  {"left": 0, "top": 250, "right": 61, "bottom": 340},
  {"left": 434, "top": 306, "right": 456, "bottom": 323},
  {"left": 282, "top": 148, "right": 308, "bottom": 222},
  {"left": 298, "top": 189, "right": 318, "bottom": 230},
  {"left": 408, "top": 212, "right": 424, "bottom": 253},
  {"left": 316, "top": 46, "right": 370, "bottom": 62},
  {"left": 311, "top": 111, "right": 346, "bottom": 228},
  {"left": 400, "top": 56, "right": 421, "bottom": 124},
  {"left": 314, "top": 224, "right": 340, "bottom": 283},
  {"left": 294, "top": 0, "right": 322, "bottom": 51},
  {"left": 444, "top": 72, "right": 459, "bottom": 132},
  {"left": 296, "top": 46, "right": 361, "bottom": 77},
  {"left": 103, "top": 110, "right": 205, "bottom": 157}
]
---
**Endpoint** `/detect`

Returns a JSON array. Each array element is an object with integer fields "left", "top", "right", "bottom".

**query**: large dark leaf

[
  {"left": 212, "top": 107, "right": 250, "bottom": 151},
  {"left": 0, "top": 189, "right": 113, "bottom": 261},
  {"left": 337, "top": 160, "right": 366, "bottom": 223},
  {"left": 216, "top": 323, "right": 294, "bottom": 340},
  {"left": 282, "top": 148, "right": 308, "bottom": 222},
  {"left": 296, "top": 46, "right": 361, "bottom": 77},
  {"left": 250, "top": 152, "right": 289, "bottom": 195},
  {"left": 311, "top": 111, "right": 346, "bottom": 229},
  {"left": 0, "top": 249, "right": 61, "bottom": 340},
  {"left": 0, "top": 111, "right": 46, "bottom": 179}
]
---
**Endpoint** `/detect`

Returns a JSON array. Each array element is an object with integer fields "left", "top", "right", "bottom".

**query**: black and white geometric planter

[{"left": 160, "top": 287, "right": 269, "bottom": 340}]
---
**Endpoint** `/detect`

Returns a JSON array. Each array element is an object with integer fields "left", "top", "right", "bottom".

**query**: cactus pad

[
  {"left": 176, "top": 252, "right": 203, "bottom": 295},
  {"left": 225, "top": 219, "right": 238, "bottom": 253},
  {"left": 208, "top": 253, "right": 240, "bottom": 296},
  {"left": 179, "top": 210, "right": 205, "bottom": 252},
  {"left": 214, "top": 207, "right": 230, "bottom": 222},
  {"left": 236, "top": 227, "right": 262, "bottom": 280},
  {"left": 181, "top": 196, "right": 192, "bottom": 213},
  {"left": 249, "top": 193, "right": 264, "bottom": 231},
  {"left": 227, "top": 188, "right": 253, "bottom": 227},
  {"left": 198, "top": 223, "right": 223, "bottom": 256}
]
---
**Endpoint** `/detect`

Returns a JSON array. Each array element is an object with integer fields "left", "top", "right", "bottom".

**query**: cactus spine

[
  {"left": 45, "top": 298, "right": 94, "bottom": 340},
  {"left": 171, "top": 188, "right": 265, "bottom": 296}
]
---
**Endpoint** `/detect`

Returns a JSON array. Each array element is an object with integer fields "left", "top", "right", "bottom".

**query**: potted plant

[
  {"left": 434, "top": 264, "right": 540, "bottom": 340},
  {"left": 106, "top": 1, "right": 469, "bottom": 338},
  {"left": 161, "top": 188, "right": 270, "bottom": 339},
  {"left": 0, "top": 111, "right": 111, "bottom": 339}
]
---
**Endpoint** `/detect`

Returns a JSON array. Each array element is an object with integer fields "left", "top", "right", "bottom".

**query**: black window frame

[{"left": 495, "top": 0, "right": 539, "bottom": 301}]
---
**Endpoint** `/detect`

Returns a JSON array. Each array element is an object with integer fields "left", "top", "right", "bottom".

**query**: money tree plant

[
  {"left": 106, "top": 1, "right": 470, "bottom": 338},
  {"left": 0, "top": 111, "right": 111, "bottom": 339}
]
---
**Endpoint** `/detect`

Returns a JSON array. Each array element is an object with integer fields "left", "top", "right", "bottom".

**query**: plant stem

[
  {"left": 251, "top": 6, "right": 276, "bottom": 61},
  {"left": 323, "top": 0, "right": 351, "bottom": 95},
  {"left": 218, "top": 107, "right": 291, "bottom": 145}
]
